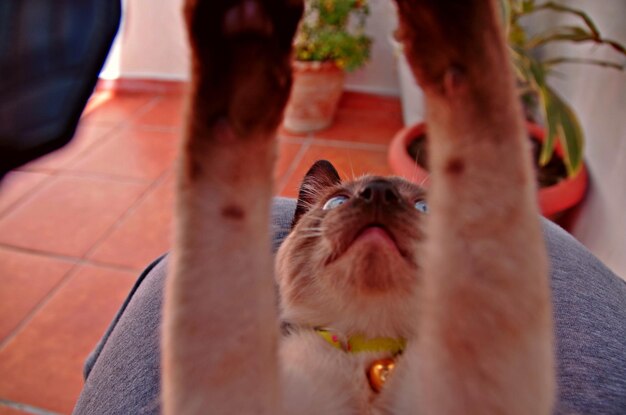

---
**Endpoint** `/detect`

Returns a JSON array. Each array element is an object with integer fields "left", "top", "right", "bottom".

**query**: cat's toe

[{"left": 223, "top": 0, "right": 274, "bottom": 37}]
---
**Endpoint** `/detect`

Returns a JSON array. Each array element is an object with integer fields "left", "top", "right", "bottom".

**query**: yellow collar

[{"left": 315, "top": 328, "right": 406, "bottom": 354}]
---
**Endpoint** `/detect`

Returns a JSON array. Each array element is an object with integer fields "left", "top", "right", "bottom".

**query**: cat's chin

[
  {"left": 330, "top": 223, "right": 411, "bottom": 266},
  {"left": 351, "top": 225, "right": 400, "bottom": 253}
]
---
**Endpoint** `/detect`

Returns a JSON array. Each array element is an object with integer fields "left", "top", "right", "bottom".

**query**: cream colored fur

[{"left": 280, "top": 331, "right": 411, "bottom": 415}]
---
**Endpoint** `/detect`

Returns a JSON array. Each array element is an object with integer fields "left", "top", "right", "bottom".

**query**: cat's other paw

[
  {"left": 184, "top": 0, "right": 303, "bottom": 137},
  {"left": 392, "top": 0, "right": 477, "bottom": 91}
]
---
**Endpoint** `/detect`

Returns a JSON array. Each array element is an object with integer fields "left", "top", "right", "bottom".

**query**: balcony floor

[{"left": 0, "top": 86, "right": 403, "bottom": 414}]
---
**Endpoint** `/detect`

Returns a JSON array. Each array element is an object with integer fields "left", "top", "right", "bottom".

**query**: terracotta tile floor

[{"left": 0, "top": 87, "right": 402, "bottom": 414}]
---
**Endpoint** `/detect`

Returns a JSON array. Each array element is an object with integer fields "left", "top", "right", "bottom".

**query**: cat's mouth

[
  {"left": 344, "top": 223, "right": 406, "bottom": 258},
  {"left": 353, "top": 224, "right": 396, "bottom": 246}
]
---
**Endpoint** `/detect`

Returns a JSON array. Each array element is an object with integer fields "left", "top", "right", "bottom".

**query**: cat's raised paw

[
  {"left": 184, "top": 0, "right": 304, "bottom": 138},
  {"left": 223, "top": 0, "right": 273, "bottom": 37},
  {"left": 184, "top": 0, "right": 303, "bottom": 60}
]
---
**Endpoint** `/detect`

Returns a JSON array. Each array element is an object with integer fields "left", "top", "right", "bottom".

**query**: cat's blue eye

[
  {"left": 414, "top": 200, "right": 428, "bottom": 213},
  {"left": 323, "top": 195, "right": 349, "bottom": 210}
]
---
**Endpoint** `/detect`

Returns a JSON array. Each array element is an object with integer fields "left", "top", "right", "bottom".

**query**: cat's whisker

[
  {"left": 418, "top": 174, "right": 430, "bottom": 187},
  {"left": 296, "top": 227, "right": 324, "bottom": 235},
  {"left": 296, "top": 229, "right": 324, "bottom": 236},
  {"left": 348, "top": 155, "right": 356, "bottom": 180},
  {"left": 297, "top": 226, "right": 323, "bottom": 232},
  {"left": 297, "top": 233, "right": 324, "bottom": 240},
  {"left": 410, "top": 144, "right": 420, "bottom": 183}
]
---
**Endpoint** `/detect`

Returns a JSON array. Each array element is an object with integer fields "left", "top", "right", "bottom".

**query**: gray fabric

[
  {"left": 72, "top": 198, "right": 626, "bottom": 415},
  {"left": 544, "top": 220, "right": 626, "bottom": 414},
  {"left": 73, "top": 197, "right": 297, "bottom": 415}
]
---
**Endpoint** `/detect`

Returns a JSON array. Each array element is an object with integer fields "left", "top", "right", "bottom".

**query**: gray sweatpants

[{"left": 73, "top": 198, "right": 626, "bottom": 414}]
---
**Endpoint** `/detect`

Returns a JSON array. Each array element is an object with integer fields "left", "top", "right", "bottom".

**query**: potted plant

[
  {"left": 283, "top": 0, "right": 372, "bottom": 133},
  {"left": 389, "top": 0, "right": 626, "bottom": 218}
]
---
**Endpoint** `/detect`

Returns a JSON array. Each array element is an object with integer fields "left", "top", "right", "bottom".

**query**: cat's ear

[{"left": 292, "top": 160, "right": 341, "bottom": 228}]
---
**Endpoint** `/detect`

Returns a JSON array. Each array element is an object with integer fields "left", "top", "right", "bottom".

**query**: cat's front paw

[
  {"left": 184, "top": 0, "right": 304, "bottom": 137},
  {"left": 184, "top": 0, "right": 302, "bottom": 58}
]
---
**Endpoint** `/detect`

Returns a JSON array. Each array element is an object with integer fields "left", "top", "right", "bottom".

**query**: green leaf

[
  {"left": 503, "top": 0, "right": 625, "bottom": 178},
  {"left": 294, "top": 0, "right": 372, "bottom": 71},
  {"left": 521, "top": 0, "right": 535, "bottom": 13},
  {"left": 605, "top": 39, "right": 626, "bottom": 55},
  {"left": 532, "top": 2, "right": 600, "bottom": 37},
  {"left": 526, "top": 26, "right": 596, "bottom": 49},
  {"left": 537, "top": 86, "right": 559, "bottom": 165},
  {"left": 509, "top": 48, "right": 529, "bottom": 81},
  {"left": 500, "top": 0, "right": 512, "bottom": 35},
  {"left": 539, "top": 87, "right": 584, "bottom": 175},
  {"left": 543, "top": 57, "right": 624, "bottom": 70},
  {"left": 528, "top": 56, "right": 547, "bottom": 87},
  {"left": 551, "top": 88, "right": 584, "bottom": 174}
]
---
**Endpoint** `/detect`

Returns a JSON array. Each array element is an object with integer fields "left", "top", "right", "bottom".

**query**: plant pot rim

[
  {"left": 292, "top": 60, "right": 342, "bottom": 72},
  {"left": 388, "top": 121, "right": 589, "bottom": 217}
]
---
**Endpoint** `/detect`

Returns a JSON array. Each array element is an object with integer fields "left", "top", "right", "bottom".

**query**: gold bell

[{"left": 367, "top": 358, "right": 396, "bottom": 393}]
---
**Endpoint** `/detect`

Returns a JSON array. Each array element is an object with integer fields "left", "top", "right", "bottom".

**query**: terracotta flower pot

[
  {"left": 388, "top": 122, "right": 589, "bottom": 218},
  {"left": 283, "top": 61, "right": 345, "bottom": 133}
]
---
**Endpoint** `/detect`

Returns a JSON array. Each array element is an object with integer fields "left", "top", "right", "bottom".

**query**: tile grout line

[
  {"left": 0, "top": 249, "right": 142, "bottom": 352},
  {"left": 0, "top": 174, "right": 56, "bottom": 221},
  {"left": 49, "top": 95, "right": 173, "bottom": 185},
  {"left": 0, "top": 243, "right": 142, "bottom": 273},
  {"left": 81, "top": 169, "right": 173, "bottom": 261},
  {"left": 57, "top": 120, "right": 135, "bottom": 172},
  {"left": 280, "top": 135, "right": 390, "bottom": 151},
  {"left": 0, "top": 96, "right": 161, "bottom": 222},
  {"left": 277, "top": 135, "right": 308, "bottom": 145},
  {"left": 0, "top": 98, "right": 172, "bottom": 343},
  {"left": 58, "top": 94, "right": 163, "bottom": 172},
  {"left": 52, "top": 170, "right": 154, "bottom": 185},
  {"left": 0, "top": 263, "right": 82, "bottom": 351},
  {"left": 0, "top": 399, "right": 62, "bottom": 415},
  {"left": 0, "top": 239, "right": 143, "bottom": 351},
  {"left": 44, "top": 94, "right": 162, "bottom": 174},
  {"left": 310, "top": 137, "right": 390, "bottom": 151},
  {"left": 17, "top": 165, "right": 154, "bottom": 185},
  {"left": 0, "top": 170, "right": 153, "bottom": 253},
  {"left": 276, "top": 134, "right": 314, "bottom": 195},
  {"left": 25, "top": 92, "right": 159, "bottom": 174},
  {"left": 134, "top": 124, "right": 181, "bottom": 133},
  {"left": 84, "top": 94, "right": 163, "bottom": 127}
]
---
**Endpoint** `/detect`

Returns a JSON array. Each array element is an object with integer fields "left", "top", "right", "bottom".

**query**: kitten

[
  {"left": 277, "top": 160, "right": 427, "bottom": 414},
  {"left": 163, "top": 1, "right": 554, "bottom": 414}
]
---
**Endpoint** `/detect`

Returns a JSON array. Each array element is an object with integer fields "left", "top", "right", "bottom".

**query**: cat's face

[{"left": 276, "top": 161, "right": 427, "bottom": 338}]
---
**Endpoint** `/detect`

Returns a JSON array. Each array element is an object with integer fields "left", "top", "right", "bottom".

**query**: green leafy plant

[
  {"left": 501, "top": 0, "right": 626, "bottom": 177},
  {"left": 294, "top": 0, "right": 372, "bottom": 72}
]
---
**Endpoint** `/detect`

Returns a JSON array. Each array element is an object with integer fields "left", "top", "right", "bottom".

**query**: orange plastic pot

[{"left": 388, "top": 122, "right": 588, "bottom": 217}]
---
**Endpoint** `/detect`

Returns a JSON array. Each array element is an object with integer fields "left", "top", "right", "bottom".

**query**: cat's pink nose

[{"left": 358, "top": 180, "right": 401, "bottom": 205}]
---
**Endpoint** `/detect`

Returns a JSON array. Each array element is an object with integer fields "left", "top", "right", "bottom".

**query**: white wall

[
  {"left": 344, "top": 0, "right": 399, "bottom": 95},
  {"left": 101, "top": 0, "right": 189, "bottom": 80},
  {"left": 101, "top": 0, "right": 400, "bottom": 95},
  {"left": 544, "top": 0, "right": 626, "bottom": 278}
]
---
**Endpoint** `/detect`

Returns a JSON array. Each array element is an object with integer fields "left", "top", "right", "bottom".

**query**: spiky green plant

[
  {"left": 294, "top": 0, "right": 372, "bottom": 72},
  {"left": 501, "top": 0, "right": 626, "bottom": 177}
]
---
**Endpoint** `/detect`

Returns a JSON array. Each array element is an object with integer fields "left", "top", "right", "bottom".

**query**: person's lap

[{"left": 72, "top": 198, "right": 626, "bottom": 415}]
